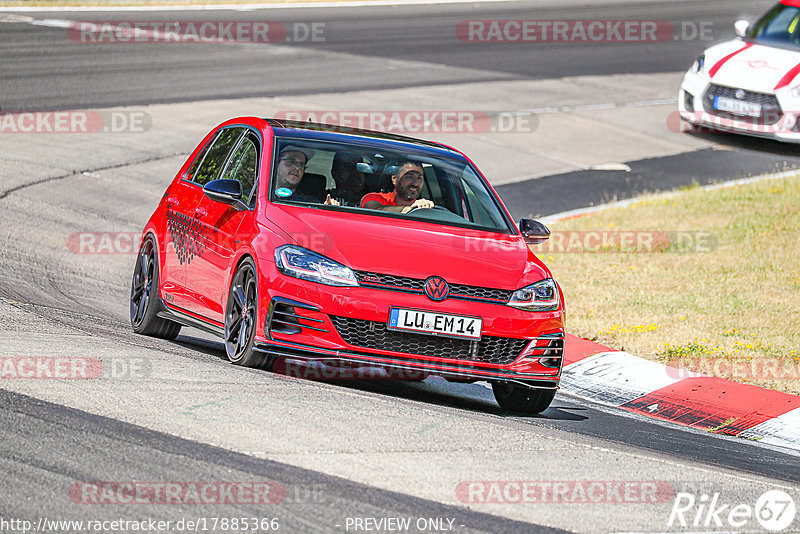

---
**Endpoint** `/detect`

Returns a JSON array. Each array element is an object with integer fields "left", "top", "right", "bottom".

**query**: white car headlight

[
  {"left": 275, "top": 245, "right": 359, "bottom": 287},
  {"left": 791, "top": 84, "right": 800, "bottom": 98},
  {"left": 692, "top": 54, "right": 706, "bottom": 74},
  {"left": 508, "top": 279, "right": 560, "bottom": 312}
]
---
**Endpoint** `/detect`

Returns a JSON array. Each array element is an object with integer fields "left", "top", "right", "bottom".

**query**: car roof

[{"left": 263, "top": 118, "right": 460, "bottom": 157}]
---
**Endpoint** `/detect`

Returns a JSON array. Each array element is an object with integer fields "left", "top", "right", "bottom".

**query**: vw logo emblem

[
  {"left": 735, "top": 89, "right": 746, "bottom": 100},
  {"left": 424, "top": 276, "right": 449, "bottom": 301}
]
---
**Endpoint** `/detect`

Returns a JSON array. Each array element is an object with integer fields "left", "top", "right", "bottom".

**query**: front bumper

[
  {"left": 679, "top": 69, "right": 800, "bottom": 142},
  {"left": 253, "top": 337, "right": 560, "bottom": 390},
  {"left": 254, "top": 264, "right": 565, "bottom": 388}
]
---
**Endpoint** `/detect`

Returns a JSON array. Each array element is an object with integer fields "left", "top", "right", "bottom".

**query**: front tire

[
  {"left": 224, "top": 258, "right": 273, "bottom": 369},
  {"left": 492, "top": 383, "right": 555, "bottom": 414},
  {"left": 130, "top": 236, "right": 181, "bottom": 340}
]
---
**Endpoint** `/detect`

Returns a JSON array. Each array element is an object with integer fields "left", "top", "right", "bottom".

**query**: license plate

[
  {"left": 388, "top": 308, "right": 482, "bottom": 340},
  {"left": 714, "top": 95, "right": 762, "bottom": 117}
]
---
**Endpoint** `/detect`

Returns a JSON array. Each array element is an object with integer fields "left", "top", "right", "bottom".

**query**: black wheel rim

[
  {"left": 225, "top": 264, "right": 256, "bottom": 362},
  {"left": 130, "top": 240, "right": 154, "bottom": 327}
]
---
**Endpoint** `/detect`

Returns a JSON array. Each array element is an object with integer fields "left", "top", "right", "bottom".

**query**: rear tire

[
  {"left": 492, "top": 383, "right": 555, "bottom": 414},
  {"left": 224, "top": 258, "right": 274, "bottom": 370},
  {"left": 130, "top": 236, "right": 181, "bottom": 340}
]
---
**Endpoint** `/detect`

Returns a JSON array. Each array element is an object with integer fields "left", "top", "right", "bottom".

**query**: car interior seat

[{"left": 297, "top": 173, "right": 327, "bottom": 201}]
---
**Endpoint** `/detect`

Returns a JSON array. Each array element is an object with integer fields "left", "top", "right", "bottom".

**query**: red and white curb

[{"left": 561, "top": 334, "right": 800, "bottom": 452}]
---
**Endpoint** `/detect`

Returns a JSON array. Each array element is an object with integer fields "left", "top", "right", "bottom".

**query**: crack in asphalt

[{"left": 0, "top": 152, "right": 187, "bottom": 200}]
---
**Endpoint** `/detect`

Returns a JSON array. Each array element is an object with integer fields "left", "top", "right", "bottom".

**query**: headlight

[
  {"left": 508, "top": 278, "right": 560, "bottom": 311},
  {"left": 693, "top": 54, "right": 706, "bottom": 74},
  {"left": 275, "top": 245, "right": 359, "bottom": 287},
  {"left": 792, "top": 84, "right": 800, "bottom": 98}
]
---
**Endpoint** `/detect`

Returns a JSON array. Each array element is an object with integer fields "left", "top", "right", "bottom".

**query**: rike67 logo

[{"left": 668, "top": 490, "right": 796, "bottom": 531}]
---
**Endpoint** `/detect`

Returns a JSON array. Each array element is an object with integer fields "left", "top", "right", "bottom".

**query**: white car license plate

[
  {"left": 714, "top": 95, "right": 762, "bottom": 117},
  {"left": 387, "top": 308, "right": 482, "bottom": 340}
]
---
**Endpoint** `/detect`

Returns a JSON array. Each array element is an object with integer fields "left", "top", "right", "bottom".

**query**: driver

[{"left": 360, "top": 161, "right": 435, "bottom": 213}]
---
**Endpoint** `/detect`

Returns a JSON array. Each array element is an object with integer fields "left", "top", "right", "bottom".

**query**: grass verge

[{"left": 535, "top": 173, "right": 800, "bottom": 394}]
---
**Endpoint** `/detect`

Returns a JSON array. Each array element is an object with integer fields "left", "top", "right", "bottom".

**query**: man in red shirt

[{"left": 360, "top": 161, "right": 435, "bottom": 213}]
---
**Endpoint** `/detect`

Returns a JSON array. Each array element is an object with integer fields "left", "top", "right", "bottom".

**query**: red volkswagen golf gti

[{"left": 130, "top": 117, "right": 565, "bottom": 413}]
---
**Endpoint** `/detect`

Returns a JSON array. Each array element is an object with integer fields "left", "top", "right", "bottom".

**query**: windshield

[
  {"left": 747, "top": 3, "right": 800, "bottom": 49},
  {"left": 269, "top": 137, "right": 514, "bottom": 233}
]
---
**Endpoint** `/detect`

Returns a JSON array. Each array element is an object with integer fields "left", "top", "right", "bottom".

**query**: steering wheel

[{"left": 405, "top": 205, "right": 449, "bottom": 214}]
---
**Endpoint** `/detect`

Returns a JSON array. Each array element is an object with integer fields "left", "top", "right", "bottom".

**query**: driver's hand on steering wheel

[{"left": 401, "top": 199, "right": 435, "bottom": 213}]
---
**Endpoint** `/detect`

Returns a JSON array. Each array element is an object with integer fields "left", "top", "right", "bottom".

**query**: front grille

[
  {"left": 354, "top": 271, "right": 513, "bottom": 303},
  {"left": 355, "top": 272, "right": 424, "bottom": 292},
  {"left": 330, "top": 316, "right": 527, "bottom": 365},
  {"left": 704, "top": 84, "right": 782, "bottom": 125},
  {"left": 449, "top": 283, "right": 512, "bottom": 302}
]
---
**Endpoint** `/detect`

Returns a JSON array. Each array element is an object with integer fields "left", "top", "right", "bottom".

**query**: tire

[
  {"left": 130, "top": 236, "right": 181, "bottom": 340},
  {"left": 224, "top": 258, "right": 273, "bottom": 370},
  {"left": 492, "top": 382, "right": 555, "bottom": 414}
]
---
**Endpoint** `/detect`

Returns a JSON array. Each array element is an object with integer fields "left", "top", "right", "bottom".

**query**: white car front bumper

[{"left": 678, "top": 69, "right": 800, "bottom": 143}]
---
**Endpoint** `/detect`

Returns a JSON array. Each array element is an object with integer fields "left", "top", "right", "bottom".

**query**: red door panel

[
  {"left": 161, "top": 180, "right": 205, "bottom": 311},
  {"left": 182, "top": 199, "right": 248, "bottom": 322}
]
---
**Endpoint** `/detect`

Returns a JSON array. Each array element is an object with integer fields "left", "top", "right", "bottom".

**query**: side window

[
  {"left": 185, "top": 138, "right": 213, "bottom": 182},
  {"left": 463, "top": 181, "right": 490, "bottom": 226},
  {"left": 461, "top": 168, "right": 506, "bottom": 229},
  {"left": 192, "top": 127, "right": 245, "bottom": 186},
  {"left": 422, "top": 165, "right": 439, "bottom": 202},
  {"left": 220, "top": 133, "right": 259, "bottom": 206}
]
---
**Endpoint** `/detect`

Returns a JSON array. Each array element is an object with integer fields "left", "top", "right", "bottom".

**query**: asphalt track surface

[
  {"left": 1, "top": 1, "right": 800, "bottom": 533},
  {"left": 498, "top": 144, "right": 800, "bottom": 219},
  {"left": 0, "top": 0, "right": 779, "bottom": 110}
]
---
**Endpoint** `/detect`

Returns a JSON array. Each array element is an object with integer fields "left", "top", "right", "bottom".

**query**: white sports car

[{"left": 679, "top": 0, "right": 800, "bottom": 142}]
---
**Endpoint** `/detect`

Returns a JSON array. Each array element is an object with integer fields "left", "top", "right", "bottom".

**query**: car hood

[
  {"left": 267, "top": 204, "right": 549, "bottom": 290},
  {"left": 705, "top": 40, "right": 800, "bottom": 92}
]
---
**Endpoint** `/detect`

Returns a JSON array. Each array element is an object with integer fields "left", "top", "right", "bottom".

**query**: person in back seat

[{"left": 327, "top": 152, "right": 367, "bottom": 207}]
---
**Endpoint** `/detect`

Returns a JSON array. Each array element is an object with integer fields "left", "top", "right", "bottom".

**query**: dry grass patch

[{"left": 536, "top": 175, "right": 800, "bottom": 394}]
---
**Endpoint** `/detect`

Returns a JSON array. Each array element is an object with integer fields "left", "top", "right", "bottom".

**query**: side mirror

[
  {"left": 519, "top": 218, "right": 551, "bottom": 245},
  {"left": 734, "top": 20, "right": 750, "bottom": 38},
  {"left": 203, "top": 179, "right": 242, "bottom": 205}
]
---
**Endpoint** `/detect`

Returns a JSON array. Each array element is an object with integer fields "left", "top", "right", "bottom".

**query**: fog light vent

[
  {"left": 684, "top": 91, "right": 695, "bottom": 112},
  {"left": 270, "top": 303, "right": 302, "bottom": 335},
  {"left": 520, "top": 333, "right": 564, "bottom": 368},
  {"left": 266, "top": 297, "right": 328, "bottom": 337}
]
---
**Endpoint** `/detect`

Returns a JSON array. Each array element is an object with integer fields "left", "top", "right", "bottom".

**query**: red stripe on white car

[
  {"left": 709, "top": 43, "right": 754, "bottom": 78},
  {"left": 774, "top": 61, "right": 800, "bottom": 90},
  {"left": 781, "top": 0, "right": 800, "bottom": 7}
]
